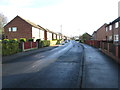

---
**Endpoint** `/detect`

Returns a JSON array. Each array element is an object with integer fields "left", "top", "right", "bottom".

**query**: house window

[
  {"left": 114, "top": 35, "right": 119, "bottom": 41},
  {"left": 8, "top": 27, "right": 12, "bottom": 32},
  {"left": 109, "top": 36, "right": 112, "bottom": 40},
  {"left": 12, "top": 27, "right": 17, "bottom": 32},
  {"left": 109, "top": 25, "right": 112, "bottom": 30},
  {"left": 115, "top": 22, "right": 119, "bottom": 28},
  {"left": 106, "top": 27, "right": 108, "bottom": 32},
  {"left": 6, "top": 36, "right": 8, "bottom": 39}
]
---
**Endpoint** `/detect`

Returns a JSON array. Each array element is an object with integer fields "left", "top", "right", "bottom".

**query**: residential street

[
  {"left": 2, "top": 40, "right": 120, "bottom": 88},
  {"left": 2, "top": 40, "right": 83, "bottom": 88},
  {"left": 1, "top": 0, "right": 120, "bottom": 89}
]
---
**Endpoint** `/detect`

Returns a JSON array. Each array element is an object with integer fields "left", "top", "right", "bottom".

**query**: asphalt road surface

[
  {"left": 2, "top": 40, "right": 83, "bottom": 88},
  {"left": 2, "top": 40, "right": 120, "bottom": 88}
]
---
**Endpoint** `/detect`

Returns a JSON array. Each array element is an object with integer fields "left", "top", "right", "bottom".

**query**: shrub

[
  {"left": 12, "top": 38, "right": 18, "bottom": 41},
  {"left": 9, "top": 38, "right": 18, "bottom": 43},
  {"left": 40, "top": 40, "right": 50, "bottom": 47},
  {"left": 56, "top": 40, "right": 61, "bottom": 44},
  {"left": 28, "top": 38, "right": 33, "bottom": 42},
  {"left": 20, "top": 38, "right": 26, "bottom": 42},
  {"left": 2, "top": 41, "right": 19, "bottom": 56},
  {"left": 2, "top": 39, "right": 9, "bottom": 43},
  {"left": 52, "top": 39, "right": 57, "bottom": 41},
  {"left": 40, "top": 41, "right": 44, "bottom": 48},
  {"left": 46, "top": 40, "right": 50, "bottom": 46},
  {"left": 36, "top": 39, "right": 41, "bottom": 42}
]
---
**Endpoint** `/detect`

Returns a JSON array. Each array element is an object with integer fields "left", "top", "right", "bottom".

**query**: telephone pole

[
  {"left": 60, "top": 24, "right": 62, "bottom": 34},
  {"left": 60, "top": 25, "right": 63, "bottom": 40}
]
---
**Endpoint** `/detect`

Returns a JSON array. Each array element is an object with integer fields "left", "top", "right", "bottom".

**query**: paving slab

[{"left": 81, "top": 43, "right": 120, "bottom": 88}]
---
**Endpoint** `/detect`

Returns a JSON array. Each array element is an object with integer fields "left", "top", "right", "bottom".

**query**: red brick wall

[
  {"left": 106, "top": 22, "right": 119, "bottom": 43},
  {"left": 106, "top": 25, "right": 112, "bottom": 40},
  {"left": 44, "top": 30, "right": 47, "bottom": 40},
  {"left": 4, "top": 16, "right": 32, "bottom": 40}
]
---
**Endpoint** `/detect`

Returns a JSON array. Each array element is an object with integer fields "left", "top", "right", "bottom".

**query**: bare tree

[{"left": 0, "top": 13, "right": 7, "bottom": 39}]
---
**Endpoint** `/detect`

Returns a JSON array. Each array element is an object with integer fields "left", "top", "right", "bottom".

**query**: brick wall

[
  {"left": 44, "top": 30, "right": 47, "bottom": 40},
  {"left": 95, "top": 24, "right": 107, "bottom": 41}
]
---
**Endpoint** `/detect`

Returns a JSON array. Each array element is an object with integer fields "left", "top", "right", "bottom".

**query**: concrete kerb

[
  {"left": 78, "top": 43, "right": 85, "bottom": 88},
  {"left": 2, "top": 46, "right": 58, "bottom": 64}
]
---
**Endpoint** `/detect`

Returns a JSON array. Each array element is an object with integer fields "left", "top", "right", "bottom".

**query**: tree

[{"left": 0, "top": 13, "right": 7, "bottom": 39}]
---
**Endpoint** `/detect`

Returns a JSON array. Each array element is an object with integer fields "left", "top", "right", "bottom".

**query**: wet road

[{"left": 2, "top": 40, "right": 83, "bottom": 88}]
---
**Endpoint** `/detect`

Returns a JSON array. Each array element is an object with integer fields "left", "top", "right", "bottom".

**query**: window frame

[
  {"left": 115, "top": 22, "right": 119, "bottom": 28},
  {"left": 109, "top": 25, "right": 112, "bottom": 30},
  {"left": 12, "top": 27, "right": 17, "bottom": 32},
  {"left": 8, "top": 27, "right": 12, "bottom": 32},
  {"left": 105, "top": 27, "right": 108, "bottom": 32},
  {"left": 114, "top": 34, "right": 119, "bottom": 41}
]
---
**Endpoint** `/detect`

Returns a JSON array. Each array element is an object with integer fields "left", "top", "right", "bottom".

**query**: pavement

[
  {"left": 2, "top": 46, "right": 58, "bottom": 63},
  {"left": 81, "top": 43, "right": 120, "bottom": 88}
]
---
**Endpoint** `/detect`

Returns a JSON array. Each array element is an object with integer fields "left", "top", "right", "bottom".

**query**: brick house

[
  {"left": 92, "top": 31, "right": 97, "bottom": 40},
  {"left": 46, "top": 29, "right": 60, "bottom": 40},
  {"left": 92, "top": 24, "right": 108, "bottom": 41},
  {"left": 4, "top": 15, "right": 45, "bottom": 41},
  {"left": 45, "top": 29, "right": 53, "bottom": 40},
  {"left": 92, "top": 17, "right": 120, "bottom": 44},
  {"left": 105, "top": 17, "right": 120, "bottom": 44},
  {"left": 57, "top": 33, "right": 62, "bottom": 40}
]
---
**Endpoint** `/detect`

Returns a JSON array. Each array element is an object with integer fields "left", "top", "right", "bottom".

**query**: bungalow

[
  {"left": 46, "top": 29, "right": 53, "bottom": 40},
  {"left": 57, "top": 33, "right": 62, "bottom": 40},
  {"left": 4, "top": 15, "right": 45, "bottom": 41},
  {"left": 57, "top": 33, "right": 60, "bottom": 40},
  {"left": 51, "top": 31, "right": 57, "bottom": 40}
]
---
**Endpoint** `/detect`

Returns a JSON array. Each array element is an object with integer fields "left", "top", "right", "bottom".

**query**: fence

[
  {"left": 2, "top": 39, "right": 61, "bottom": 56},
  {"left": 84, "top": 40, "right": 120, "bottom": 64},
  {"left": 84, "top": 40, "right": 100, "bottom": 48},
  {"left": 23, "top": 42, "right": 37, "bottom": 51}
]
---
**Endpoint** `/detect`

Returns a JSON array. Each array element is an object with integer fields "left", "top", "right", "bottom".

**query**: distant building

[{"left": 80, "top": 33, "right": 92, "bottom": 40}]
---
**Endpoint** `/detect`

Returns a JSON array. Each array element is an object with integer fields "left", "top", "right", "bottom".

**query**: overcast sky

[{"left": 0, "top": 0, "right": 119, "bottom": 37}]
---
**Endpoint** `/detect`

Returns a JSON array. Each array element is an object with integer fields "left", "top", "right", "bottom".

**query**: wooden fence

[{"left": 22, "top": 42, "right": 37, "bottom": 51}]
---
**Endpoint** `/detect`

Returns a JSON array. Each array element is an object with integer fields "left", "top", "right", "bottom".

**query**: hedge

[
  {"left": 2, "top": 41, "right": 19, "bottom": 56},
  {"left": 20, "top": 38, "right": 26, "bottom": 42},
  {"left": 39, "top": 40, "right": 50, "bottom": 48},
  {"left": 36, "top": 39, "right": 41, "bottom": 42},
  {"left": 28, "top": 38, "right": 33, "bottom": 42},
  {"left": 56, "top": 40, "right": 61, "bottom": 44},
  {"left": 43, "top": 40, "right": 50, "bottom": 47}
]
